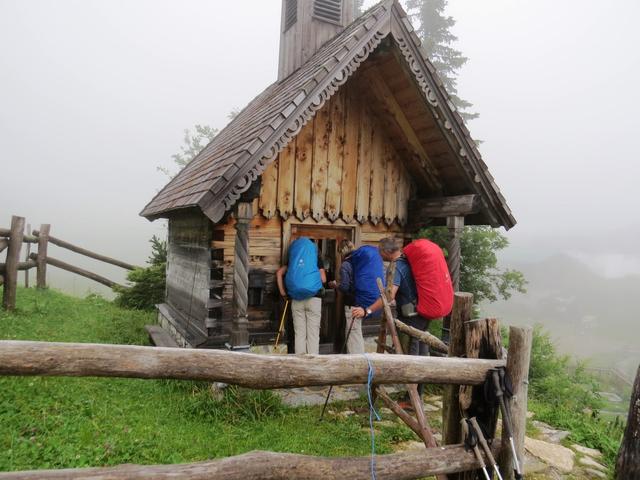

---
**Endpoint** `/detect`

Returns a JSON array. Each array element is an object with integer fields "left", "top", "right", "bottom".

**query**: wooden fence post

[
  {"left": 2, "top": 216, "right": 25, "bottom": 310},
  {"left": 499, "top": 326, "right": 532, "bottom": 480},
  {"left": 36, "top": 224, "right": 50, "bottom": 289},
  {"left": 616, "top": 364, "right": 640, "bottom": 479},
  {"left": 459, "top": 318, "right": 503, "bottom": 480},
  {"left": 442, "top": 292, "right": 473, "bottom": 456},
  {"left": 24, "top": 224, "right": 31, "bottom": 288}
]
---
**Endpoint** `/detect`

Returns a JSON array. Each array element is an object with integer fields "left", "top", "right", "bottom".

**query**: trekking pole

[
  {"left": 492, "top": 369, "right": 523, "bottom": 480},
  {"left": 461, "top": 418, "right": 491, "bottom": 480},
  {"left": 470, "top": 416, "right": 503, "bottom": 480},
  {"left": 319, "top": 313, "right": 357, "bottom": 421},
  {"left": 273, "top": 299, "right": 289, "bottom": 349}
]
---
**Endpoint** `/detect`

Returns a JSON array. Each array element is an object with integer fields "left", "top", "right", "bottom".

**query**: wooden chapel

[{"left": 140, "top": 0, "right": 515, "bottom": 351}]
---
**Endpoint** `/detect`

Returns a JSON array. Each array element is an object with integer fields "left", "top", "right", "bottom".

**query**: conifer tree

[{"left": 405, "top": 0, "right": 478, "bottom": 121}]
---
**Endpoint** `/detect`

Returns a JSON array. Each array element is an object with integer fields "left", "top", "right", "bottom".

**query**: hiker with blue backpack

[
  {"left": 329, "top": 239, "right": 363, "bottom": 354},
  {"left": 276, "top": 237, "right": 326, "bottom": 354},
  {"left": 338, "top": 243, "right": 386, "bottom": 351}
]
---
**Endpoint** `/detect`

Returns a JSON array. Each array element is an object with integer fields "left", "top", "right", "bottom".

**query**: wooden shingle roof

[{"left": 141, "top": 0, "right": 516, "bottom": 230}]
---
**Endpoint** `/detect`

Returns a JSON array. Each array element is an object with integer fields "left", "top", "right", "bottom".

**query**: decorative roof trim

[
  {"left": 388, "top": 3, "right": 516, "bottom": 229},
  {"left": 199, "top": 6, "right": 391, "bottom": 223}
]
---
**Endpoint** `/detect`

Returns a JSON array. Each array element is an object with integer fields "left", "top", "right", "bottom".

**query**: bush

[
  {"left": 528, "top": 325, "right": 625, "bottom": 468},
  {"left": 114, "top": 236, "right": 166, "bottom": 310}
]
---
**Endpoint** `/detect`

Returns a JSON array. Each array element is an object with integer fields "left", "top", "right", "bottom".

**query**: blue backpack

[
  {"left": 350, "top": 245, "right": 385, "bottom": 309},
  {"left": 285, "top": 237, "right": 323, "bottom": 301}
]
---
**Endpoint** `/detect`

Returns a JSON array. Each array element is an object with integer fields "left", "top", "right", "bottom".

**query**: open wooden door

[{"left": 289, "top": 224, "right": 356, "bottom": 353}]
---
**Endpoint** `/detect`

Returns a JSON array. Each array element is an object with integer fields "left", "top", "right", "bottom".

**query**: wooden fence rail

[
  {"left": 32, "top": 229, "right": 138, "bottom": 271},
  {"left": 0, "top": 340, "right": 504, "bottom": 388},
  {"left": 0, "top": 446, "right": 501, "bottom": 480},
  {"left": 1, "top": 215, "right": 137, "bottom": 309},
  {"left": 28, "top": 253, "right": 121, "bottom": 289}
]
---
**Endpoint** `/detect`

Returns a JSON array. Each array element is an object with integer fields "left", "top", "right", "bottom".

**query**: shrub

[
  {"left": 114, "top": 236, "right": 166, "bottom": 310},
  {"left": 528, "top": 325, "right": 625, "bottom": 468}
]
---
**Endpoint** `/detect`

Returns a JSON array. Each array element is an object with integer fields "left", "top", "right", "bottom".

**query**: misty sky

[{"left": 1, "top": 0, "right": 639, "bottom": 294}]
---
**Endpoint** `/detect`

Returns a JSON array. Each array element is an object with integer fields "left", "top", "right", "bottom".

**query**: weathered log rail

[
  {"left": 0, "top": 340, "right": 504, "bottom": 387},
  {"left": 1, "top": 215, "right": 139, "bottom": 309},
  {"left": 0, "top": 446, "right": 501, "bottom": 480}
]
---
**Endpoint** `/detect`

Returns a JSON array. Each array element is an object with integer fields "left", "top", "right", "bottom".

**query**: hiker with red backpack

[{"left": 276, "top": 237, "right": 327, "bottom": 354}]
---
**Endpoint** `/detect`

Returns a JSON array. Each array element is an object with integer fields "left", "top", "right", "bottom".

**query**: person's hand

[
  {"left": 280, "top": 290, "right": 288, "bottom": 300},
  {"left": 328, "top": 280, "right": 337, "bottom": 289},
  {"left": 351, "top": 306, "right": 366, "bottom": 319}
]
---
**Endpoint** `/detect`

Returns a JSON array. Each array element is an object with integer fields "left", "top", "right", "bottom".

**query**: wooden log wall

[
  {"left": 166, "top": 212, "right": 213, "bottom": 336},
  {"left": 258, "top": 84, "right": 413, "bottom": 227},
  {"left": 212, "top": 213, "right": 281, "bottom": 335}
]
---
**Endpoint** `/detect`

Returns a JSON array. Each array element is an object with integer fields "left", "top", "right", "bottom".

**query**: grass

[
  {"left": 0, "top": 287, "right": 415, "bottom": 473},
  {"left": 526, "top": 326, "right": 625, "bottom": 474}
]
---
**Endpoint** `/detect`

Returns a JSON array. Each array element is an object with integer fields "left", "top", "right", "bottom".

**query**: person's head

[
  {"left": 378, "top": 237, "right": 402, "bottom": 261},
  {"left": 338, "top": 239, "right": 355, "bottom": 258}
]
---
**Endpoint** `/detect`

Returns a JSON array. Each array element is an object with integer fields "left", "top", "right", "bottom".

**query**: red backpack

[{"left": 403, "top": 239, "right": 454, "bottom": 319}]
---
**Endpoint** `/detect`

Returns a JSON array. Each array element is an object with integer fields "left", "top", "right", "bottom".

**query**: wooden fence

[
  {"left": 0, "top": 215, "right": 139, "bottom": 310},
  {"left": 0, "top": 324, "right": 531, "bottom": 480},
  {"left": 0, "top": 289, "right": 533, "bottom": 480}
]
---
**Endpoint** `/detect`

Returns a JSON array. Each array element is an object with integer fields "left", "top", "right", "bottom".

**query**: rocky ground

[{"left": 277, "top": 386, "right": 610, "bottom": 479}]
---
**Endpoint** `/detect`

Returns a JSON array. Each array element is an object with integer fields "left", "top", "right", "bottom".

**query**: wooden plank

[
  {"left": 33, "top": 230, "right": 139, "bottom": 271},
  {"left": 35, "top": 224, "right": 50, "bottom": 289},
  {"left": 368, "top": 123, "right": 386, "bottom": 225},
  {"left": 276, "top": 140, "right": 296, "bottom": 219},
  {"left": 360, "top": 66, "right": 443, "bottom": 193},
  {"left": 24, "top": 224, "right": 31, "bottom": 288},
  {"left": 0, "top": 340, "right": 505, "bottom": 388},
  {"left": 394, "top": 318, "right": 448, "bottom": 354},
  {"left": 311, "top": 98, "right": 331, "bottom": 221},
  {"left": 397, "top": 167, "right": 410, "bottom": 226},
  {"left": 408, "top": 195, "right": 481, "bottom": 225},
  {"left": 355, "top": 100, "right": 372, "bottom": 224},
  {"left": 0, "top": 445, "right": 502, "bottom": 480},
  {"left": 383, "top": 143, "right": 398, "bottom": 226},
  {"left": 443, "top": 292, "right": 474, "bottom": 451},
  {"left": 325, "top": 90, "right": 345, "bottom": 222},
  {"left": 341, "top": 85, "right": 360, "bottom": 224},
  {"left": 145, "top": 325, "right": 179, "bottom": 348},
  {"left": 499, "top": 326, "right": 532, "bottom": 480},
  {"left": 259, "top": 159, "right": 279, "bottom": 219},
  {"left": 0, "top": 239, "right": 8, "bottom": 254},
  {"left": 2, "top": 216, "right": 25, "bottom": 311},
  {"left": 293, "top": 119, "right": 314, "bottom": 220},
  {"left": 458, "top": 318, "right": 503, "bottom": 480},
  {"left": 30, "top": 253, "right": 123, "bottom": 289},
  {"left": 0, "top": 260, "right": 36, "bottom": 272}
]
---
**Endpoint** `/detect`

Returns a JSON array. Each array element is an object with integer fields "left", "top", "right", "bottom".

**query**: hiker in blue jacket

[
  {"left": 276, "top": 238, "right": 326, "bottom": 354},
  {"left": 329, "top": 239, "right": 364, "bottom": 354}
]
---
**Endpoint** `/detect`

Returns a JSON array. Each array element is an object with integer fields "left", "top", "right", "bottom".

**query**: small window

[
  {"left": 313, "top": 0, "right": 343, "bottom": 25},
  {"left": 248, "top": 270, "right": 266, "bottom": 307},
  {"left": 284, "top": 0, "right": 297, "bottom": 32}
]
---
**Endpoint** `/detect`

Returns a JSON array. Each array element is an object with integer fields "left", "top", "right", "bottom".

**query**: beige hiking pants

[
  {"left": 291, "top": 297, "right": 322, "bottom": 354},
  {"left": 344, "top": 306, "right": 365, "bottom": 354}
]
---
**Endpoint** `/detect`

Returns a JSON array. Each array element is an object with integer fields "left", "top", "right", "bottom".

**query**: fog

[{"left": 1, "top": 1, "right": 638, "bottom": 367}]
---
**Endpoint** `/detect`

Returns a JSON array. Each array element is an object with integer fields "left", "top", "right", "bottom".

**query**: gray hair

[
  {"left": 338, "top": 239, "right": 355, "bottom": 256},
  {"left": 379, "top": 237, "right": 401, "bottom": 254}
]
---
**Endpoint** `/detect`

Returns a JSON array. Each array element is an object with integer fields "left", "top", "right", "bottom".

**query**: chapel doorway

[{"left": 288, "top": 224, "right": 356, "bottom": 353}]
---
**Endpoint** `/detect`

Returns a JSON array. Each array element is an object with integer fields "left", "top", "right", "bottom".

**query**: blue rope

[{"left": 364, "top": 354, "right": 381, "bottom": 480}]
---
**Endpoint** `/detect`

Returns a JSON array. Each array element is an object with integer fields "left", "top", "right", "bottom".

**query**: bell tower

[{"left": 278, "top": 0, "right": 358, "bottom": 80}]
